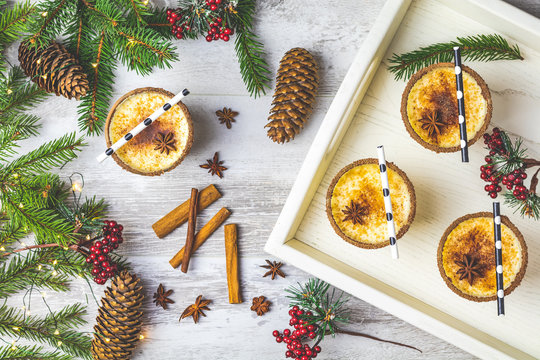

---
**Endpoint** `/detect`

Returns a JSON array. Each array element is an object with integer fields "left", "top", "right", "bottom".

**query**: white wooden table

[{"left": 6, "top": 0, "right": 539, "bottom": 359}]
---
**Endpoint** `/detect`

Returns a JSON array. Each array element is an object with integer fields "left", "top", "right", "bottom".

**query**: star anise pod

[
  {"left": 251, "top": 296, "right": 270, "bottom": 316},
  {"left": 153, "top": 131, "right": 177, "bottom": 155},
  {"left": 153, "top": 284, "right": 174, "bottom": 310},
  {"left": 455, "top": 254, "right": 483, "bottom": 286},
  {"left": 179, "top": 295, "right": 211, "bottom": 324},
  {"left": 216, "top": 107, "right": 238, "bottom": 129},
  {"left": 342, "top": 200, "right": 369, "bottom": 225},
  {"left": 261, "top": 259, "right": 285, "bottom": 280},
  {"left": 417, "top": 111, "right": 445, "bottom": 138},
  {"left": 200, "top": 152, "right": 227, "bottom": 178}
]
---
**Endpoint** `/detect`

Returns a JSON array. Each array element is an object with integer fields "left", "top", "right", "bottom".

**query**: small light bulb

[
  {"left": 37, "top": 264, "right": 42, "bottom": 270},
  {"left": 36, "top": 59, "right": 41, "bottom": 64},
  {"left": 40, "top": 291, "right": 46, "bottom": 298},
  {"left": 54, "top": 329, "right": 60, "bottom": 335},
  {"left": 139, "top": 334, "right": 145, "bottom": 340},
  {"left": 12, "top": 327, "right": 19, "bottom": 331},
  {"left": 18, "top": 203, "right": 24, "bottom": 208},
  {"left": 6, "top": 88, "right": 12, "bottom": 94},
  {"left": 41, "top": 11, "right": 48, "bottom": 17},
  {"left": 91, "top": 63, "right": 98, "bottom": 68},
  {"left": 86, "top": 234, "right": 91, "bottom": 240},
  {"left": 0, "top": 246, "right": 5, "bottom": 251},
  {"left": 53, "top": 259, "right": 58, "bottom": 265},
  {"left": 20, "top": 242, "right": 26, "bottom": 247},
  {"left": 57, "top": 341, "right": 62, "bottom": 346},
  {"left": 52, "top": 270, "right": 58, "bottom": 276},
  {"left": 63, "top": 246, "right": 69, "bottom": 250},
  {"left": 12, "top": 173, "right": 18, "bottom": 179},
  {"left": 41, "top": 75, "right": 47, "bottom": 80},
  {"left": 105, "top": 338, "right": 110, "bottom": 343},
  {"left": 26, "top": 310, "right": 31, "bottom": 316},
  {"left": 77, "top": 273, "right": 83, "bottom": 278}
]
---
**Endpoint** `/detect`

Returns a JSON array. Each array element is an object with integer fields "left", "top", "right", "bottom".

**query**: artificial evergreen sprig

[
  {"left": 388, "top": 34, "right": 523, "bottom": 81},
  {"left": 24, "top": 0, "right": 178, "bottom": 135},
  {"left": 0, "top": 344, "right": 72, "bottom": 360},
  {"left": 165, "top": 0, "right": 271, "bottom": 97},
  {"left": 282, "top": 278, "right": 421, "bottom": 356}
]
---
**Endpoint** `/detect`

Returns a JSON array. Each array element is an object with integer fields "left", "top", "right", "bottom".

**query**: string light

[
  {"left": 20, "top": 242, "right": 26, "bottom": 247},
  {"left": 41, "top": 11, "right": 48, "bottom": 17},
  {"left": 63, "top": 246, "right": 69, "bottom": 250},
  {"left": 52, "top": 270, "right": 58, "bottom": 276},
  {"left": 139, "top": 334, "right": 145, "bottom": 340},
  {"left": 37, "top": 264, "right": 42, "bottom": 270},
  {"left": 6, "top": 88, "right": 12, "bottom": 94},
  {"left": 105, "top": 338, "right": 110, "bottom": 343},
  {"left": 10, "top": 341, "right": 16, "bottom": 351},
  {"left": 57, "top": 341, "right": 62, "bottom": 346},
  {"left": 41, "top": 75, "right": 47, "bottom": 80},
  {"left": 12, "top": 173, "right": 18, "bottom": 179},
  {"left": 0, "top": 246, "right": 5, "bottom": 251},
  {"left": 72, "top": 181, "right": 83, "bottom": 192},
  {"left": 25, "top": 310, "right": 31, "bottom": 316},
  {"left": 18, "top": 203, "right": 24, "bottom": 208},
  {"left": 53, "top": 259, "right": 58, "bottom": 265},
  {"left": 40, "top": 291, "right": 47, "bottom": 298},
  {"left": 12, "top": 327, "right": 19, "bottom": 331},
  {"left": 36, "top": 59, "right": 41, "bottom": 64},
  {"left": 86, "top": 235, "right": 91, "bottom": 241},
  {"left": 91, "top": 63, "right": 98, "bottom": 68},
  {"left": 54, "top": 329, "right": 60, "bottom": 335}
]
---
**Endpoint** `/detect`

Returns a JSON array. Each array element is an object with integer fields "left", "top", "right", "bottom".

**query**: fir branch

[
  {"left": 388, "top": 34, "right": 524, "bottom": 81},
  {"left": 145, "top": 7, "right": 174, "bottom": 39},
  {"left": 0, "top": 1, "right": 34, "bottom": 46},
  {"left": 232, "top": 0, "right": 271, "bottom": 97},
  {"left": 0, "top": 67, "right": 48, "bottom": 116},
  {"left": 0, "top": 344, "right": 72, "bottom": 360},
  {"left": 114, "top": 26, "right": 178, "bottom": 75},
  {"left": 0, "top": 303, "right": 92, "bottom": 359},
  {"left": 77, "top": 30, "right": 115, "bottom": 134},
  {"left": 0, "top": 251, "right": 69, "bottom": 298},
  {"left": 27, "top": 0, "right": 75, "bottom": 48},
  {"left": 2, "top": 132, "right": 84, "bottom": 179}
]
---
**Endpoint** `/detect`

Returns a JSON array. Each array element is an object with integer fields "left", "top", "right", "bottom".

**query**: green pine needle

[
  {"left": 0, "top": 344, "right": 73, "bottom": 360},
  {"left": 388, "top": 34, "right": 523, "bottom": 81}
]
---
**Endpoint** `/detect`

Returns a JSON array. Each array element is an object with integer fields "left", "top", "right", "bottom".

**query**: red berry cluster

[
  {"left": 85, "top": 220, "right": 123, "bottom": 285},
  {"left": 272, "top": 306, "right": 321, "bottom": 360},
  {"left": 205, "top": 0, "right": 222, "bottom": 11},
  {"left": 166, "top": 9, "right": 189, "bottom": 39},
  {"left": 481, "top": 128, "right": 527, "bottom": 199},
  {"left": 204, "top": 17, "right": 232, "bottom": 42}
]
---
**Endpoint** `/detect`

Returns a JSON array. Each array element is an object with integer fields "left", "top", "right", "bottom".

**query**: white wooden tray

[{"left": 264, "top": 0, "right": 540, "bottom": 359}]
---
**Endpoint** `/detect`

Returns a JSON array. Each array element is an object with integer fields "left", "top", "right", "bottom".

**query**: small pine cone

[
  {"left": 91, "top": 271, "right": 144, "bottom": 360},
  {"left": 265, "top": 48, "right": 319, "bottom": 144},
  {"left": 18, "top": 41, "right": 89, "bottom": 100}
]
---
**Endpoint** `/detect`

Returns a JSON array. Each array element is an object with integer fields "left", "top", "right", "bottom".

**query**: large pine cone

[
  {"left": 91, "top": 271, "right": 144, "bottom": 360},
  {"left": 18, "top": 41, "right": 89, "bottom": 100},
  {"left": 265, "top": 48, "right": 319, "bottom": 144}
]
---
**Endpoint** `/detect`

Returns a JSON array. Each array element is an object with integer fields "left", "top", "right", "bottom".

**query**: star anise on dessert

[
  {"left": 261, "top": 259, "right": 285, "bottom": 280},
  {"left": 179, "top": 295, "right": 211, "bottom": 324},
  {"left": 418, "top": 111, "right": 445, "bottom": 138},
  {"left": 200, "top": 152, "right": 227, "bottom": 178},
  {"left": 153, "top": 131, "right": 177, "bottom": 155},
  {"left": 455, "top": 254, "right": 483, "bottom": 286},
  {"left": 153, "top": 284, "right": 175, "bottom": 310},
  {"left": 251, "top": 296, "right": 270, "bottom": 316},
  {"left": 216, "top": 107, "right": 238, "bottom": 129},
  {"left": 342, "top": 200, "right": 369, "bottom": 225}
]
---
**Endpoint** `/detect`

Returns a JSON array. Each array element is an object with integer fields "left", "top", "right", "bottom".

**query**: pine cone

[
  {"left": 91, "top": 271, "right": 144, "bottom": 360},
  {"left": 18, "top": 41, "right": 89, "bottom": 100},
  {"left": 265, "top": 48, "right": 319, "bottom": 144}
]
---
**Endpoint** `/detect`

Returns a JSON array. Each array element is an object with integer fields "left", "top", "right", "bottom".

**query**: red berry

[
  {"left": 85, "top": 257, "right": 92, "bottom": 263},
  {"left": 314, "top": 346, "right": 321, "bottom": 353},
  {"left": 222, "top": 34, "right": 229, "bottom": 41},
  {"left": 489, "top": 192, "right": 498, "bottom": 199},
  {"left": 102, "top": 261, "right": 110, "bottom": 268},
  {"left": 308, "top": 332, "right": 316, "bottom": 339},
  {"left": 176, "top": 32, "right": 183, "bottom": 39},
  {"left": 206, "top": 35, "right": 213, "bottom": 42},
  {"left": 286, "top": 351, "right": 293, "bottom": 358},
  {"left": 98, "top": 255, "right": 106, "bottom": 262},
  {"left": 92, "top": 268, "right": 100, "bottom": 275},
  {"left": 276, "top": 336, "right": 283, "bottom": 343},
  {"left": 273, "top": 330, "right": 279, "bottom": 337},
  {"left": 301, "top": 356, "right": 309, "bottom": 360},
  {"left": 297, "top": 310, "right": 304, "bottom": 315},
  {"left": 210, "top": 4, "right": 217, "bottom": 10},
  {"left": 292, "top": 306, "right": 299, "bottom": 311},
  {"left": 519, "top": 194, "right": 527, "bottom": 200},
  {"left": 284, "top": 329, "right": 291, "bottom": 336}
]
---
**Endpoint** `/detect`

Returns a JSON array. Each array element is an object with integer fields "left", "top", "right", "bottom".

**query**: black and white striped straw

[
  {"left": 377, "top": 145, "right": 398, "bottom": 259},
  {"left": 453, "top": 47, "right": 469, "bottom": 163},
  {"left": 493, "top": 202, "right": 505, "bottom": 316},
  {"left": 96, "top": 88, "right": 190, "bottom": 163}
]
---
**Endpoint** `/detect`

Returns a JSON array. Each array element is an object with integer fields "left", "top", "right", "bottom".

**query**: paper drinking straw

[
  {"left": 493, "top": 202, "right": 505, "bottom": 316},
  {"left": 377, "top": 145, "right": 398, "bottom": 259},
  {"left": 453, "top": 47, "right": 469, "bottom": 163},
  {"left": 96, "top": 88, "right": 190, "bottom": 163}
]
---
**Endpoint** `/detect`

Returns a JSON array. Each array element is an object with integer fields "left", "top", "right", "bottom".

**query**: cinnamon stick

[
  {"left": 152, "top": 184, "right": 221, "bottom": 239},
  {"left": 181, "top": 188, "right": 198, "bottom": 273},
  {"left": 169, "top": 207, "right": 231, "bottom": 268},
  {"left": 225, "top": 224, "right": 241, "bottom": 304}
]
